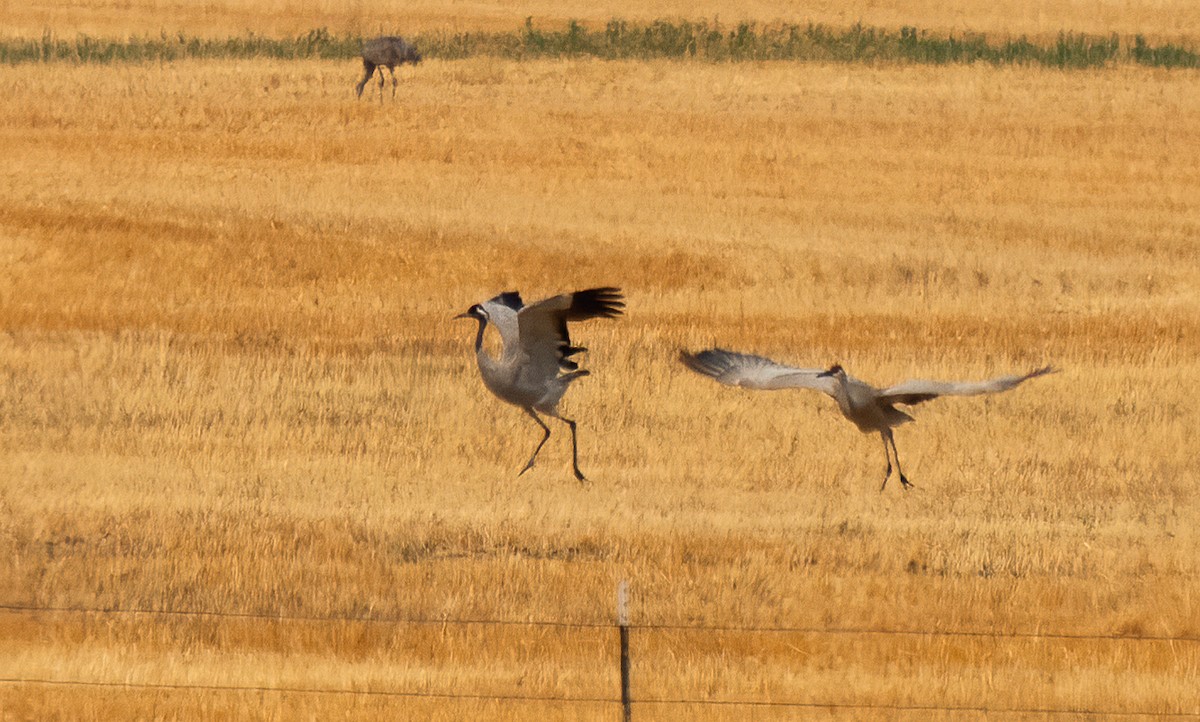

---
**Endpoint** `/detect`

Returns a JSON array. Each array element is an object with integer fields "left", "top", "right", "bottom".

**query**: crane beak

[{"left": 453, "top": 312, "right": 471, "bottom": 320}]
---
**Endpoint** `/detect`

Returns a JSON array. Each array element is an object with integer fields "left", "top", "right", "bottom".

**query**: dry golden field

[
  {"left": 1, "top": 30, "right": 1200, "bottom": 722},
  {"left": 6, "top": 0, "right": 1200, "bottom": 43}
]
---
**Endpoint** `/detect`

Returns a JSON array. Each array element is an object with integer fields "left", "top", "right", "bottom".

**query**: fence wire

[
  {"left": 2, "top": 602, "right": 1196, "bottom": 643},
  {"left": 1, "top": 676, "right": 1197, "bottom": 717},
  {"left": 2, "top": 601, "right": 1197, "bottom": 718}
]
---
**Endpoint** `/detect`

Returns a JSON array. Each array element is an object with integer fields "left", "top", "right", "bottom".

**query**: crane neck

[
  {"left": 830, "top": 373, "right": 855, "bottom": 411},
  {"left": 471, "top": 317, "right": 497, "bottom": 370}
]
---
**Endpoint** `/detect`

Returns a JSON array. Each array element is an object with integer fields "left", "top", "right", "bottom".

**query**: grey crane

[
  {"left": 356, "top": 35, "right": 422, "bottom": 101},
  {"left": 456, "top": 288, "right": 625, "bottom": 482},
  {"left": 681, "top": 348, "right": 1056, "bottom": 490}
]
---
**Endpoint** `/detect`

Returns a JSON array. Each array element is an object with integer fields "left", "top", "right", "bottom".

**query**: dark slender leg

[
  {"left": 377, "top": 68, "right": 385, "bottom": 103},
  {"left": 387, "top": 65, "right": 398, "bottom": 98},
  {"left": 561, "top": 417, "right": 586, "bottom": 483},
  {"left": 356, "top": 62, "right": 375, "bottom": 98},
  {"left": 887, "top": 429, "right": 914, "bottom": 490},
  {"left": 879, "top": 431, "right": 893, "bottom": 491},
  {"left": 519, "top": 407, "right": 551, "bottom": 476},
  {"left": 542, "top": 411, "right": 587, "bottom": 483}
]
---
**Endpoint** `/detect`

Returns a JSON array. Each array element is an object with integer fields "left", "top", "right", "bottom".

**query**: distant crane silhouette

[
  {"left": 456, "top": 288, "right": 625, "bottom": 482},
  {"left": 681, "top": 348, "right": 1057, "bottom": 490},
  {"left": 356, "top": 36, "right": 422, "bottom": 102}
]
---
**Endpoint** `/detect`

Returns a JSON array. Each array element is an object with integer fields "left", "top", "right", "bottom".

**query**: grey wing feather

[
  {"left": 680, "top": 348, "right": 838, "bottom": 395},
  {"left": 517, "top": 288, "right": 624, "bottom": 376},
  {"left": 880, "top": 365, "right": 1058, "bottom": 405}
]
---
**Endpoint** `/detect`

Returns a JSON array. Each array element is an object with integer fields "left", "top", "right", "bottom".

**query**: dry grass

[
  {"left": 1, "top": 52, "right": 1198, "bottom": 719},
  {"left": 6, "top": 0, "right": 1200, "bottom": 43}
]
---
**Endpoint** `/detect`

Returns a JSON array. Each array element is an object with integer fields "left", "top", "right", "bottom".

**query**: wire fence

[
  {"left": 2, "top": 600, "right": 1198, "bottom": 718},
  {"left": 2, "top": 601, "right": 1197, "bottom": 643},
  {"left": 3, "top": 675, "right": 1198, "bottom": 718}
]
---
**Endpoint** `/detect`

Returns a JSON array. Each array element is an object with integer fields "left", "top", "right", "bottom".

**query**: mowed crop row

[
  {"left": 6, "top": 0, "right": 1200, "bottom": 43},
  {"left": 9, "top": 24, "right": 1199, "bottom": 70},
  {"left": 1, "top": 57, "right": 1198, "bottom": 719}
]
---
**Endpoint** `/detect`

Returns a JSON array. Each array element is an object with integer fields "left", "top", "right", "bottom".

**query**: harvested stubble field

[
  {"left": 8, "top": 0, "right": 1200, "bottom": 42},
  {"left": 1, "top": 18, "right": 1199, "bottom": 722}
]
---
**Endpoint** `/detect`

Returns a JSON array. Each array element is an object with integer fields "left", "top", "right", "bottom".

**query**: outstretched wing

[
  {"left": 680, "top": 348, "right": 838, "bottom": 395},
  {"left": 517, "top": 287, "right": 625, "bottom": 375},
  {"left": 880, "top": 365, "right": 1058, "bottom": 405}
]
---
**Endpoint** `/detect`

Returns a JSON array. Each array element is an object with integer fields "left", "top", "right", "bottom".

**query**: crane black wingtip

[
  {"left": 679, "top": 348, "right": 726, "bottom": 378},
  {"left": 679, "top": 349, "right": 702, "bottom": 373},
  {"left": 570, "top": 287, "right": 626, "bottom": 319},
  {"left": 1030, "top": 365, "right": 1060, "bottom": 379}
]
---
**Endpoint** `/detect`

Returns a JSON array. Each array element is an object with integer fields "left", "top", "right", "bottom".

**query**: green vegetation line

[{"left": 2, "top": 20, "right": 1197, "bottom": 69}]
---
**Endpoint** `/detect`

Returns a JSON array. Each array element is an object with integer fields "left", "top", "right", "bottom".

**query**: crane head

[
  {"left": 454, "top": 304, "right": 487, "bottom": 321},
  {"left": 816, "top": 364, "right": 845, "bottom": 378}
]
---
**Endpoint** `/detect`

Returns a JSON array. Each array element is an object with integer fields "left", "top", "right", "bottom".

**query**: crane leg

[
  {"left": 540, "top": 410, "right": 587, "bottom": 483},
  {"left": 562, "top": 417, "right": 586, "bottom": 483},
  {"left": 886, "top": 429, "right": 914, "bottom": 490},
  {"left": 356, "top": 62, "right": 375, "bottom": 98},
  {"left": 879, "top": 432, "right": 894, "bottom": 491},
  {"left": 518, "top": 408, "right": 551, "bottom": 476},
  {"left": 387, "top": 65, "right": 398, "bottom": 98}
]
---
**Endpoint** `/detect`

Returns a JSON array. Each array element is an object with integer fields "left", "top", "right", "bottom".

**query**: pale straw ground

[
  {"left": 0, "top": 18, "right": 1198, "bottom": 722},
  {"left": 5, "top": 0, "right": 1200, "bottom": 42}
]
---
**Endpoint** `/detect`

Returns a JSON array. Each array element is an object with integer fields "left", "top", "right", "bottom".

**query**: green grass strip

[{"left": 2, "top": 21, "right": 1197, "bottom": 69}]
